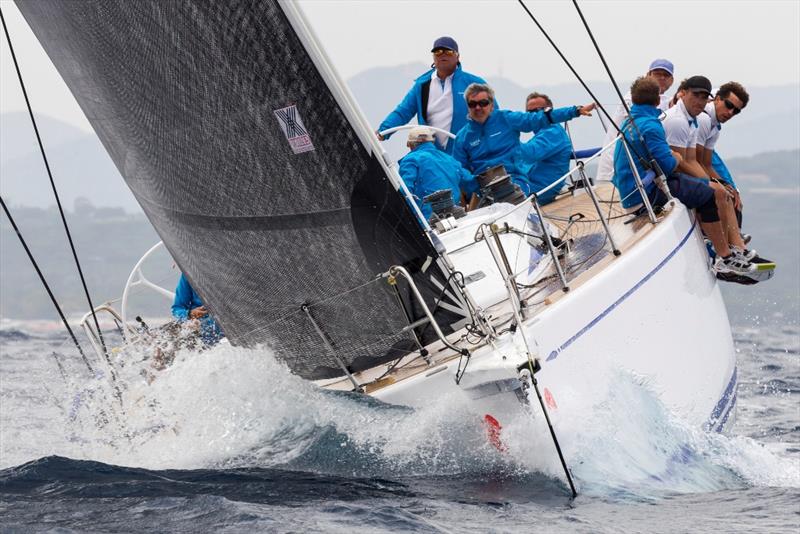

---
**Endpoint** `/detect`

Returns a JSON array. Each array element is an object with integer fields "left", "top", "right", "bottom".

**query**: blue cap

[
  {"left": 648, "top": 58, "right": 674, "bottom": 76},
  {"left": 431, "top": 36, "right": 458, "bottom": 53}
]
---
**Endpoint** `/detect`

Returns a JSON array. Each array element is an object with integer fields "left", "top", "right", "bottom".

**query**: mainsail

[{"left": 18, "top": 0, "right": 450, "bottom": 379}]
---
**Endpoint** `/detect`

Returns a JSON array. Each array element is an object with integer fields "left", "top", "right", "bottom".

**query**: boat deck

[{"left": 318, "top": 182, "right": 668, "bottom": 393}]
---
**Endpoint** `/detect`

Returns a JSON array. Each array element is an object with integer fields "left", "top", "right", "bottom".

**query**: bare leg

[
  {"left": 701, "top": 220, "right": 731, "bottom": 258},
  {"left": 711, "top": 182, "right": 746, "bottom": 249}
]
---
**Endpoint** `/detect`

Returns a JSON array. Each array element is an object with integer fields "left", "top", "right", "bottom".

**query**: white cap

[{"left": 407, "top": 126, "right": 435, "bottom": 143}]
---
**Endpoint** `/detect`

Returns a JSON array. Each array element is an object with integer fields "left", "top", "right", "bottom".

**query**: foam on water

[{"left": 2, "top": 330, "right": 798, "bottom": 499}]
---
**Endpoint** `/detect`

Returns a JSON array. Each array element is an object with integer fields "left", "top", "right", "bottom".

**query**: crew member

[
  {"left": 398, "top": 126, "right": 478, "bottom": 220},
  {"left": 377, "top": 36, "right": 490, "bottom": 153},
  {"left": 517, "top": 92, "right": 573, "bottom": 204},
  {"left": 172, "top": 273, "right": 223, "bottom": 345},
  {"left": 596, "top": 58, "right": 675, "bottom": 182},
  {"left": 612, "top": 76, "right": 767, "bottom": 281},
  {"left": 452, "top": 82, "right": 595, "bottom": 195}
]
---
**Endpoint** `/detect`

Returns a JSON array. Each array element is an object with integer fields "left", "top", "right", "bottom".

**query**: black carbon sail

[{"left": 17, "top": 0, "right": 449, "bottom": 380}]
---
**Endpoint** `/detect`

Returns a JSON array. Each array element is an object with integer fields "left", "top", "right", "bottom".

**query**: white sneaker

[
  {"left": 713, "top": 254, "right": 756, "bottom": 276},
  {"left": 730, "top": 246, "right": 776, "bottom": 270},
  {"left": 730, "top": 246, "right": 756, "bottom": 261}
]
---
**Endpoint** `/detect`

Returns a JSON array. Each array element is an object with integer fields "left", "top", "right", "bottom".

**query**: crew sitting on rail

[
  {"left": 516, "top": 92, "right": 574, "bottom": 205},
  {"left": 612, "top": 77, "right": 768, "bottom": 281},
  {"left": 452, "top": 82, "right": 596, "bottom": 196},
  {"left": 171, "top": 273, "right": 223, "bottom": 345},
  {"left": 662, "top": 76, "right": 773, "bottom": 272},
  {"left": 694, "top": 82, "right": 770, "bottom": 265},
  {"left": 398, "top": 126, "right": 478, "bottom": 220},
  {"left": 376, "top": 36, "right": 491, "bottom": 154}
]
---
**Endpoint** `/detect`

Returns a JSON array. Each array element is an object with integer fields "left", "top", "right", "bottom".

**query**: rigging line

[
  {"left": 515, "top": 0, "right": 649, "bottom": 168},
  {"left": 570, "top": 0, "right": 655, "bottom": 164},
  {"left": 1, "top": 196, "right": 94, "bottom": 375},
  {"left": 571, "top": 0, "right": 630, "bottom": 116},
  {"left": 1, "top": 8, "right": 112, "bottom": 365}
]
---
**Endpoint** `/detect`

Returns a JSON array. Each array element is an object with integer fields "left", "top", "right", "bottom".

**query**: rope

[
  {"left": 1, "top": 196, "right": 94, "bottom": 374},
  {"left": 570, "top": 0, "right": 658, "bottom": 166},
  {"left": 1, "top": 8, "right": 111, "bottom": 364},
  {"left": 515, "top": 0, "right": 650, "bottom": 169}
]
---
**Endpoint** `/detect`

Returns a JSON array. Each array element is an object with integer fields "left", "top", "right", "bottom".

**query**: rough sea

[{"left": 0, "top": 315, "right": 798, "bottom": 533}]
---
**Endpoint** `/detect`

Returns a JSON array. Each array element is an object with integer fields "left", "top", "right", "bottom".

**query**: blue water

[{"left": 0, "top": 322, "right": 798, "bottom": 533}]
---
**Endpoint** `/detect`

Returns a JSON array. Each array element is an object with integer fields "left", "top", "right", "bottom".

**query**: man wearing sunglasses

[
  {"left": 377, "top": 36, "right": 490, "bottom": 154},
  {"left": 694, "top": 83, "right": 770, "bottom": 265},
  {"left": 517, "top": 92, "right": 573, "bottom": 204},
  {"left": 664, "top": 77, "right": 767, "bottom": 267},
  {"left": 452, "top": 83, "right": 595, "bottom": 196},
  {"left": 695, "top": 82, "right": 748, "bottom": 210}
]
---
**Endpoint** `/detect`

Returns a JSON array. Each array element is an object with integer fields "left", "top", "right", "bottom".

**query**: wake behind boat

[{"left": 10, "top": 0, "right": 751, "bottom": 494}]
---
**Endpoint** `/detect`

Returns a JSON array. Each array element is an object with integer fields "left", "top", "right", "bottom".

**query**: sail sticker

[{"left": 273, "top": 105, "right": 315, "bottom": 154}]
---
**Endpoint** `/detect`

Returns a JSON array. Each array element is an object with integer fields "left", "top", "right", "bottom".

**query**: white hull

[{"left": 372, "top": 203, "right": 737, "bottom": 435}]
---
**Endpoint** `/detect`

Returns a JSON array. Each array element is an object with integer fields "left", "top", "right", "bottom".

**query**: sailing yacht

[{"left": 16, "top": 0, "right": 738, "bottom": 492}]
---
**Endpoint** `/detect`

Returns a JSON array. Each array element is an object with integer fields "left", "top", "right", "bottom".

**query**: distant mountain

[{"left": 1, "top": 112, "right": 140, "bottom": 212}]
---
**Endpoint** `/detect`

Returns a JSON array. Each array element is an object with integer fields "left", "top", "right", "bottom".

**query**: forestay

[{"left": 18, "top": 0, "right": 449, "bottom": 380}]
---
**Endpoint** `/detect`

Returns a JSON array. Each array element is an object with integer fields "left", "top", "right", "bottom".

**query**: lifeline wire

[
  {"left": 1, "top": 196, "right": 94, "bottom": 374},
  {"left": 1, "top": 7, "right": 111, "bottom": 364},
  {"left": 515, "top": 0, "right": 650, "bottom": 168}
]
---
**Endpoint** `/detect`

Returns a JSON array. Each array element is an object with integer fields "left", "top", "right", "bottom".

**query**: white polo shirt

[
  {"left": 427, "top": 72, "right": 454, "bottom": 148},
  {"left": 662, "top": 98, "right": 698, "bottom": 149},
  {"left": 696, "top": 102, "right": 721, "bottom": 149}
]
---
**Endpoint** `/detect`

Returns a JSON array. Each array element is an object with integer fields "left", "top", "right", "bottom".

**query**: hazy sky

[{"left": 2, "top": 0, "right": 799, "bottom": 133}]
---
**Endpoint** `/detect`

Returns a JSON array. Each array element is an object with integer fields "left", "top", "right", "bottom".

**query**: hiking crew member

[
  {"left": 596, "top": 59, "right": 675, "bottom": 182},
  {"left": 612, "top": 77, "right": 767, "bottom": 280}
]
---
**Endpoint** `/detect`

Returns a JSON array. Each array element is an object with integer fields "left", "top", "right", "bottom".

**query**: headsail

[{"left": 17, "top": 0, "right": 450, "bottom": 379}]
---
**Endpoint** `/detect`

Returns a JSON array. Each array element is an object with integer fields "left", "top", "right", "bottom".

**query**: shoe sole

[{"left": 716, "top": 272, "right": 759, "bottom": 285}]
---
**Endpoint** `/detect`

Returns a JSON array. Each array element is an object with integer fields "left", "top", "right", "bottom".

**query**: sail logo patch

[{"left": 274, "top": 105, "right": 315, "bottom": 154}]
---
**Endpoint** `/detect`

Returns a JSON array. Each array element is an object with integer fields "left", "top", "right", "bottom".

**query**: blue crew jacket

[
  {"left": 378, "top": 65, "right": 489, "bottom": 154},
  {"left": 612, "top": 103, "right": 678, "bottom": 208},
  {"left": 518, "top": 123, "right": 573, "bottom": 204},
  {"left": 398, "top": 142, "right": 478, "bottom": 220},
  {"left": 452, "top": 106, "right": 581, "bottom": 195},
  {"left": 711, "top": 150, "right": 737, "bottom": 190},
  {"left": 171, "top": 274, "right": 223, "bottom": 344}
]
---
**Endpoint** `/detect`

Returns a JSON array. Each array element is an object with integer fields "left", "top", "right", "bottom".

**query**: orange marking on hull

[
  {"left": 483, "top": 414, "right": 507, "bottom": 452},
  {"left": 544, "top": 387, "right": 558, "bottom": 410}
]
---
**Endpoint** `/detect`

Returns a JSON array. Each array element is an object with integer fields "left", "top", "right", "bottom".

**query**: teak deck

[{"left": 319, "top": 183, "right": 667, "bottom": 392}]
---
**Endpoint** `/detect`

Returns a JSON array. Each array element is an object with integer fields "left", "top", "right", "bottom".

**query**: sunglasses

[
  {"left": 527, "top": 107, "right": 545, "bottom": 113},
  {"left": 433, "top": 49, "right": 456, "bottom": 57},
  {"left": 723, "top": 98, "right": 742, "bottom": 115},
  {"left": 467, "top": 99, "right": 491, "bottom": 109}
]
